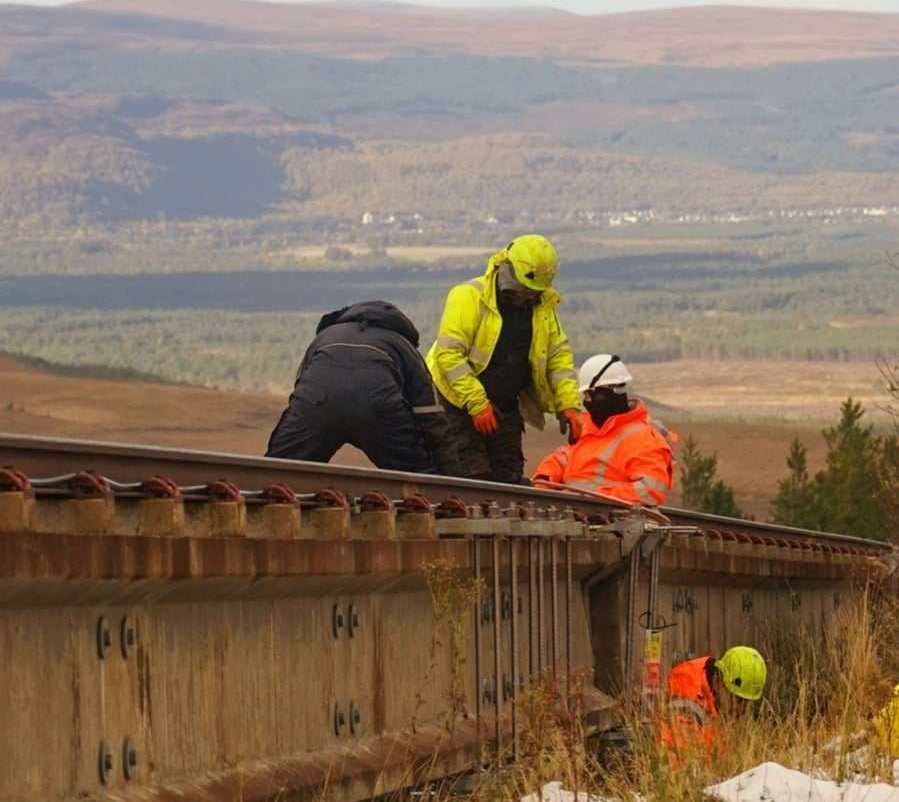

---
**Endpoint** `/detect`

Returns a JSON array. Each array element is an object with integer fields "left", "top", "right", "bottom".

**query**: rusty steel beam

[
  {"left": 0, "top": 434, "right": 893, "bottom": 802},
  {"left": 0, "top": 433, "right": 891, "bottom": 553}
]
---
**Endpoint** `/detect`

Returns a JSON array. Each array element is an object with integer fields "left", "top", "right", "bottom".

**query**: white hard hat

[{"left": 578, "top": 354, "right": 633, "bottom": 393}]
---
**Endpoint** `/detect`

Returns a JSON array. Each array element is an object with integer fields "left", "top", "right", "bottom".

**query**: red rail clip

[
  {"left": 360, "top": 491, "right": 393, "bottom": 512},
  {"left": 141, "top": 475, "right": 181, "bottom": 500},
  {"left": 207, "top": 480, "right": 242, "bottom": 502},
  {"left": 0, "top": 466, "right": 31, "bottom": 493},
  {"left": 436, "top": 496, "right": 468, "bottom": 519},
  {"left": 262, "top": 483, "right": 297, "bottom": 505},
  {"left": 400, "top": 493, "right": 432, "bottom": 514},
  {"left": 70, "top": 471, "right": 111, "bottom": 499},
  {"left": 315, "top": 488, "right": 348, "bottom": 510}
]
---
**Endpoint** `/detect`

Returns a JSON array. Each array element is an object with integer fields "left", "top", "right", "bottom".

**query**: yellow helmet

[
  {"left": 498, "top": 234, "right": 558, "bottom": 292},
  {"left": 715, "top": 646, "right": 767, "bottom": 701}
]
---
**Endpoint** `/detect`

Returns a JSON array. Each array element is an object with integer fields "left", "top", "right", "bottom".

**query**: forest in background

[{"left": 1, "top": 1, "right": 897, "bottom": 439}]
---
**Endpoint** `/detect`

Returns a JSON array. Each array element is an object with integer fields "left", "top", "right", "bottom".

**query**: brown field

[
  {"left": 265, "top": 244, "right": 492, "bottom": 266},
  {"left": 3, "top": 354, "right": 872, "bottom": 519},
  {"left": 82, "top": 1, "right": 899, "bottom": 67},
  {"left": 633, "top": 359, "right": 893, "bottom": 423}
]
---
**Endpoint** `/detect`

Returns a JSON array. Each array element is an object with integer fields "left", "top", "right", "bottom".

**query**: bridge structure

[{"left": 0, "top": 433, "right": 895, "bottom": 802}]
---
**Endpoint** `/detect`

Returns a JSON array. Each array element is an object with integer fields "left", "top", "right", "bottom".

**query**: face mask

[
  {"left": 497, "top": 264, "right": 541, "bottom": 307},
  {"left": 585, "top": 388, "right": 629, "bottom": 427}
]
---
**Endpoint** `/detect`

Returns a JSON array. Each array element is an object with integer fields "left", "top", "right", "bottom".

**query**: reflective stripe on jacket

[
  {"left": 425, "top": 260, "right": 579, "bottom": 427},
  {"left": 532, "top": 402, "right": 673, "bottom": 505},
  {"left": 660, "top": 656, "right": 719, "bottom": 757}
]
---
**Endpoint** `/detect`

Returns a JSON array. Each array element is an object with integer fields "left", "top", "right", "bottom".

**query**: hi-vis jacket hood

[
  {"left": 426, "top": 254, "right": 579, "bottom": 427},
  {"left": 532, "top": 401, "right": 673, "bottom": 505}
]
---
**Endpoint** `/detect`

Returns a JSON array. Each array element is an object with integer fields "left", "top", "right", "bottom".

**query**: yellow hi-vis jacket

[
  {"left": 875, "top": 685, "right": 899, "bottom": 757},
  {"left": 426, "top": 258, "right": 580, "bottom": 428}
]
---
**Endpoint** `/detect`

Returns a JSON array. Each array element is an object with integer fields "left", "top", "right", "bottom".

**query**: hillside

[
  {"left": 0, "top": 353, "right": 834, "bottom": 517},
  {"left": 77, "top": 2, "right": 899, "bottom": 66},
  {"left": 1, "top": 3, "right": 899, "bottom": 238}
]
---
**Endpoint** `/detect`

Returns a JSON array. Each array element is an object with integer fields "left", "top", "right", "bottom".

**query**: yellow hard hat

[
  {"left": 499, "top": 234, "right": 558, "bottom": 292},
  {"left": 715, "top": 646, "right": 767, "bottom": 701}
]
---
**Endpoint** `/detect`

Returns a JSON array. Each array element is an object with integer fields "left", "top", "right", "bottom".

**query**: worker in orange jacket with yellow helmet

[
  {"left": 660, "top": 646, "right": 768, "bottom": 759},
  {"left": 533, "top": 354, "right": 674, "bottom": 505}
]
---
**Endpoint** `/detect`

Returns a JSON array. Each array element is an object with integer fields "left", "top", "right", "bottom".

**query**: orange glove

[
  {"left": 560, "top": 409, "right": 583, "bottom": 444},
  {"left": 472, "top": 404, "right": 499, "bottom": 435}
]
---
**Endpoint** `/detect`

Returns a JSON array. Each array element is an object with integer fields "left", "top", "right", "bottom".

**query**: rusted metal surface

[
  {"left": 509, "top": 538, "right": 520, "bottom": 760},
  {"left": 0, "top": 433, "right": 895, "bottom": 802},
  {"left": 0, "top": 433, "right": 891, "bottom": 552},
  {"left": 492, "top": 536, "right": 503, "bottom": 755}
]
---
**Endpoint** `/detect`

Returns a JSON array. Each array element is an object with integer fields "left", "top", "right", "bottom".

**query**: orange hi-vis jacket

[
  {"left": 532, "top": 402, "right": 673, "bottom": 505},
  {"left": 660, "top": 656, "right": 720, "bottom": 757}
]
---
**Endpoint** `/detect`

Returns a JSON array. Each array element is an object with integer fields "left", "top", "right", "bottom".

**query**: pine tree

[
  {"left": 679, "top": 435, "right": 743, "bottom": 518},
  {"left": 705, "top": 481, "right": 743, "bottom": 519},
  {"left": 876, "top": 433, "right": 899, "bottom": 541},
  {"left": 814, "top": 398, "right": 886, "bottom": 540},
  {"left": 771, "top": 438, "right": 820, "bottom": 529}
]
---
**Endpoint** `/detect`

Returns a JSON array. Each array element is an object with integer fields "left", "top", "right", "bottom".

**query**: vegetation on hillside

[
  {"left": 2, "top": 5, "right": 899, "bottom": 235},
  {"left": 771, "top": 399, "right": 898, "bottom": 541},
  {"left": 678, "top": 435, "right": 743, "bottom": 518}
]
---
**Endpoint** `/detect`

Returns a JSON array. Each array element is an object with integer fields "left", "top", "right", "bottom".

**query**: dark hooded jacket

[
  {"left": 298, "top": 300, "right": 425, "bottom": 379},
  {"left": 267, "top": 301, "right": 455, "bottom": 473}
]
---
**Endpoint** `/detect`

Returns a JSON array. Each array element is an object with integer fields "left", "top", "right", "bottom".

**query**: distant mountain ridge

[{"left": 73, "top": 1, "right": 899, "bottom": 65}]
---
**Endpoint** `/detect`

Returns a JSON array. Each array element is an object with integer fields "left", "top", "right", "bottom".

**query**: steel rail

[{"left": 0, "top": 432, "right": 891, "bottom": 552}]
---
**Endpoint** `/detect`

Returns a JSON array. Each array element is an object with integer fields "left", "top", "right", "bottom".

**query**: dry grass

[
  {"left": 371, "top": 588, "right": 899, "bottom": 802},
  {"left": 595, "top": 588, "right": 899, "bottom": 802}
]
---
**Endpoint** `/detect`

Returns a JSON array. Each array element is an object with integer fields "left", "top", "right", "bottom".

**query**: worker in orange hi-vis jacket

[
  {"left": 532, "top": 354, "right": 675, "bottom": 506},
  {"left": 660, "top": 646, "right": 767, "bottom": 762}
]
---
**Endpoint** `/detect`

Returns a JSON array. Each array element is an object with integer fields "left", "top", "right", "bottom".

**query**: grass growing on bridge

[{"left": 361, "top": 585, "right": 898, "bottom": 802}]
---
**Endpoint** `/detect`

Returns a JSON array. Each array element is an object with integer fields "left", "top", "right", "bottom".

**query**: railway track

[{"left": 0, "top": 433, "right": 891, "bottom": 555}]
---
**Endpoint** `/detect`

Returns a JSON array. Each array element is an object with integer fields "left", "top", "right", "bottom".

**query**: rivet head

[
  {"left": 122, "top": 737, "right": 138, "bottom": 781},
  {"left": 332, "top": 604, "right": 345, "bottom": 639},
  {"left": 334, "top": 704, "right": 347, "bottom": 736},
  {"left": 120, "top": 616, "right": 136, "bottom": 659},
  {"left": 98, "top": 740, "right": 113, "bottom": 785},
  {"left": 96, "top": 617, "right": 112, "bottom": 660}
]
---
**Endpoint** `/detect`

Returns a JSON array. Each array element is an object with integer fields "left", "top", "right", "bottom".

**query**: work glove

[
  {"left": 558, "top": 409, "right": 583, "bottom": 445},
  {"left": 471, "top": 404, "right": 499, "bottom": 435}
]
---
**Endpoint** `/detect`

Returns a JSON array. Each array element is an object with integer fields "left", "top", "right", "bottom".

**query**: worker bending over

[
  {"left": 533, "top": 354, "right": 673, "bottom": 505},
  {"left": 427, "top": 234, "right": 581, "bottom": 484},
  {"left": 267, "top": 301, "right": 455, "bottom": 474},
  {"left": 661, "top": 646, "right": 768, "bottom": 757}
]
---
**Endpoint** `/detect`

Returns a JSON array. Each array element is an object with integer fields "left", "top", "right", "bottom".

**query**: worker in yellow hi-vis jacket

[{"left": 426, "top": 234, "right": 581, "bottom": 484}]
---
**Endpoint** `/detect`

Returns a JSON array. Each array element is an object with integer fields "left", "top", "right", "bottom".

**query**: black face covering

[
  {"left": 499, "top": 289, "right": 540, "bottom": 309},
  {"left": 585, "top": 388, "right": 629, "bottom": 427},
  {"left": 497, "top": 264, "right": 542, "bottom": 309}
]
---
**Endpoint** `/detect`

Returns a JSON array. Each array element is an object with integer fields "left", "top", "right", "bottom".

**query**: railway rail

[
  {"left": 0, "top": 433, "right": 895, "bottom": 802},
  {"left": 0, "top": 433, "right": 891, "bottom": 555}
]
